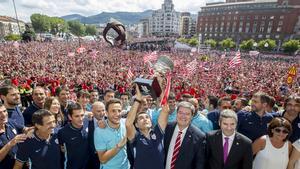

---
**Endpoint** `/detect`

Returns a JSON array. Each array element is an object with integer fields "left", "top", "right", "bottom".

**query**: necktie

[
  {"left": 170, "top": 131, "right": 182, "bottom": 169},
  {"left": 223, "top": 137, "right": 229, "bottom": 163}
]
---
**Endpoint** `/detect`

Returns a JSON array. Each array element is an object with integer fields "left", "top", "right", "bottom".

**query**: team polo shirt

[
  {"left": 23, "top": 103, "right": 41, "bottom": 126},
  {"left": 94, "top": 119, "right": 129, "bottom": 169},
  {"left": 129, "top": 125, "right": 164, "bottom": 169},
  {"left": 16, "top": 132, "right": 62, "bottom": 169},
  {"left": 207, "top": 109, "right": 221, "bottom": 130},
  {"left": 7, "top": 106, "right": 25, "bottom": 132},
  {"left": 0, "top": 122, "right": 18, "bottom": 169},
  {"left": 58, "top": 119, "right": 90, "bottom": 169},
  {"left": 237, "top": 111, "right": 273, "bottom": 141},
  {"left": 273, "top": 111, "right": 300, "bottom": 143},
  {"left": 192, "top": 112, "right": 213, "bottom": 133}
]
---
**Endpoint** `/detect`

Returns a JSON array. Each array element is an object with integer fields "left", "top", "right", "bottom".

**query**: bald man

[
  {"left": 87, "top": 101, "right": 106, "bottom": 169},
  {"left": 189, "top": 98, "right": 213, "bottom": 133}
]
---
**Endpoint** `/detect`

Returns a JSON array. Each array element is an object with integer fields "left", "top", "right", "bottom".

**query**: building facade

[
  {"left": 138, "top": 19, "right": 150, "bottom": 38},
  {"left": 197, "top": 0, "right": 300, "bottom": 44},
  {"left": 0, "top": 16, "right": 25, "bottom": 39},
  {"left": 179, "top": 12, "right": 197, "bottom": 38},
  {"left": 149, "top": 0, "right": 180, "bottom": 37}
]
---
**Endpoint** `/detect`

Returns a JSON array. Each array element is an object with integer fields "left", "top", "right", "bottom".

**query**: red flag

[
  {"left": 160, "top": 73, "right": 171, "bottom": 106},
  {"left": 127, "top": 67, "right": 134, "bottom": 79},
  {"left": 143, "top": 51, "right": 158, "bottom": 63},
  {"left": 228, "top": 51, "right": 242, "bottom": 68}
]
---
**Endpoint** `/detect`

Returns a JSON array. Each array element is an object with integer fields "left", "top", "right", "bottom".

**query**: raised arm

[
  {"left": 158, "top": 103, "right": 170, "bottom": 132},
  {"left": 125, "top": 84, "right": 142, "bottom": 141}
]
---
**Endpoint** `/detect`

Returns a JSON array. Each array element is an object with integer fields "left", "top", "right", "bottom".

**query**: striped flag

[
  {"left": 127, "top": 67, "right": 134, "bottom": 79},
  {"left": 228, "top": 51, "right": 242, "bottom": 68},
  {"left": 143, "top": 51, "right": 158, "bottom": 63},
  {"left": 160, "top": 73, "right": 171, "bottom": 106},
  {"left": 185, "top": 59, "right": 198, "bottom": 75}
]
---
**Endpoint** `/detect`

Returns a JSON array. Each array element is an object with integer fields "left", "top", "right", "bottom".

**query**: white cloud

[{"left": 2, "top": 0, "right": 220, "bottom": 21}]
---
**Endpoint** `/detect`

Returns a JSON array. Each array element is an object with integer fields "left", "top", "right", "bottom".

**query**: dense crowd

[{"left": 0, "top": 41, "right": 299, "bottom": 169}]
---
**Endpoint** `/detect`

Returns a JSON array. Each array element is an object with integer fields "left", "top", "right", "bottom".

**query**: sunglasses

[{"left": 273, "top": 128, "right": 289, "bottom": 134}]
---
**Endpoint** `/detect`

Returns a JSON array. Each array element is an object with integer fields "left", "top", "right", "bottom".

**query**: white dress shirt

[
  {"left": 165, "top": 125, "right": 188, "bottom": 169},
  {"left": 222, "top": 132, "right": 236, "bottom": 155}
]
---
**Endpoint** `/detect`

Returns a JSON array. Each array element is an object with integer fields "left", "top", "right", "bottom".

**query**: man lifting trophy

[{"left": 134, "top": 55, "right": 174, "bottom": 99}]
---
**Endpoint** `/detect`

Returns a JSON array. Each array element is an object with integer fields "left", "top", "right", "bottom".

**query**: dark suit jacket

[
  {"left": 87, "top": 119, "right": 100, "bottom": 169},
  {"left": 206, "top": 130, "right": 253, "bottom": 169},
  {"left": 164, "top": 122, "right": 206, "bottom": 169}
]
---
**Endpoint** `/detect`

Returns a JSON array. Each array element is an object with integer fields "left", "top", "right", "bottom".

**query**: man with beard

[
  {"left": 126, "top": 85, "right": 169, "bottom": 169},
  {"left": 23, "top": 86, "right": 46, "bottom": 126},
  {"left": 14, "top": 109, "right": 61, "bottom": 169},
  {"left": 55, "top": 86, "right": 74, "bottom": 125},
  {"left": 237, "top": 92, "right": 274, "bottom": 141},
  {"left": 94, "top": 98, "right": 129, "bottom": 169},
  {"left": 0, "top": 85, "right": 25, "bottom": 132},
  {"left": 0, "top": 102, "right": 27, "bottom": 169},
  {"left": 58, "top": 103, "right": 90, "bottom": 169}
]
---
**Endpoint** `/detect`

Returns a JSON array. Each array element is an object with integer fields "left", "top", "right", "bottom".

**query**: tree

[
  {"left": 49, "top": 17, "right": 67, "bottom": 34},
  {"left": 240, "top": 39, "right": 256, "bottom": 51},
  {"left": 204, "top": 39, "right": 217, "bottom": 48},
  {"left": 4, "top": 34, "right": 21, "bottom": 41},
  {"left": 85, "top": 25, "right": 97, "bottom": 35},
  {"left": 282, "top": 40, "right": 300, "bottom": 54},
  {"left": 258, "top": 39, "right": 276, "bottom": 51},
  {"left": 219, "top": 38, "right": 236, "bottom": 49},
  {"left": 188, "top": 38, "right": 198, "bottom": 47},
  {"left": 177, "top": 37, "right": 189, "bottom": 44},
  {"left": 30, "top": 14, "right": 51, "bottom": 33},
  {"left": 22, "top": 24, "right": 36, "bottom": 42},
  {"left": 67, "top": 20, "right": 85, "bottom": 37}
]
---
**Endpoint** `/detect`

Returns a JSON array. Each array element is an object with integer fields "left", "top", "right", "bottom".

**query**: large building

[
  {"left": 138, "top": 19, "right": 150, "bottom": 38},
  {"left": 197, "top": 0, "right": 300, "bottom": 44},
  {"left": 149, "top": 0, "right": 181, "bottom": 37},
  {"left": 179, "top": 12, "right": 197, "bottom": 38},
  {"left": 0, "top": 16, "right": 25, "bottom": 39}
]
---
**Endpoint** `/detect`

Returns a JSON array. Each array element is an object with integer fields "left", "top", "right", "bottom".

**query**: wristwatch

[{"left": 134, "top": 98, "right": 142, "bottom": 104}]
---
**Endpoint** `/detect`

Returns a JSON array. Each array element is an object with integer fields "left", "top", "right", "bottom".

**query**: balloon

[{"left": 103, "top": 21, "right": 126, "bottom": 47}]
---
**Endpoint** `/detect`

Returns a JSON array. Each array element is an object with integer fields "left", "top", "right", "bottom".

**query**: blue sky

[{"left": 0, "top": 0, "right": 222, "bottom": 22}]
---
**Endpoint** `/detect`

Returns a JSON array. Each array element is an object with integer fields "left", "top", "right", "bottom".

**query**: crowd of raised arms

[{"left": 0, "top": 41, "right": 299, "bottom": 169}]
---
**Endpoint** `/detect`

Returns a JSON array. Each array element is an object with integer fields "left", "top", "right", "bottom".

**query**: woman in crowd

[
  {"left": 288, "top": 138, "right": 300, "bottom": 169},
  {"left": 252, "top": 117, "right": 292, "bottom": 169},
  {"left": 44, "top": 96, "right": 64, "bottom": 132}
]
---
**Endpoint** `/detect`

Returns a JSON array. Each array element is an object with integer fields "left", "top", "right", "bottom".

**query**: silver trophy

[{"left": 134, "top": 55, "right": 174, "bottom": 99}]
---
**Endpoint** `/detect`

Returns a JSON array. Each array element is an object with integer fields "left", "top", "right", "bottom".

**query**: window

[
  {"left": 240, "top": 16, "right": 244, "bottom": 20},
  {"left": 277, "top": 27, "right": 282, "bottom": 32},
  {"left": 267, "top": 26, "right": 272, "bottom": 33},
  {"left": 270, "top": 16, "right": 274, "bottom": 19},
  {"left": 278, "top": 21, "right": 283, "bottom": 26},
  {"left": 262, "top": 16, "right": 266, "bottom": 20},
  {"left": 280, "top": 15, "right": 284, "bottom": 19}
]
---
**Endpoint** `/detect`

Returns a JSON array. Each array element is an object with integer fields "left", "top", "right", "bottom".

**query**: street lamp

[{"left": 12, "top": 0, "right": 21, "bottom": 35}]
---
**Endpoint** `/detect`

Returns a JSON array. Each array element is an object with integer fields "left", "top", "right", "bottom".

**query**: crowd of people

[{"left": 0, "top": 40, "right": 299, "bottom": 169}]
